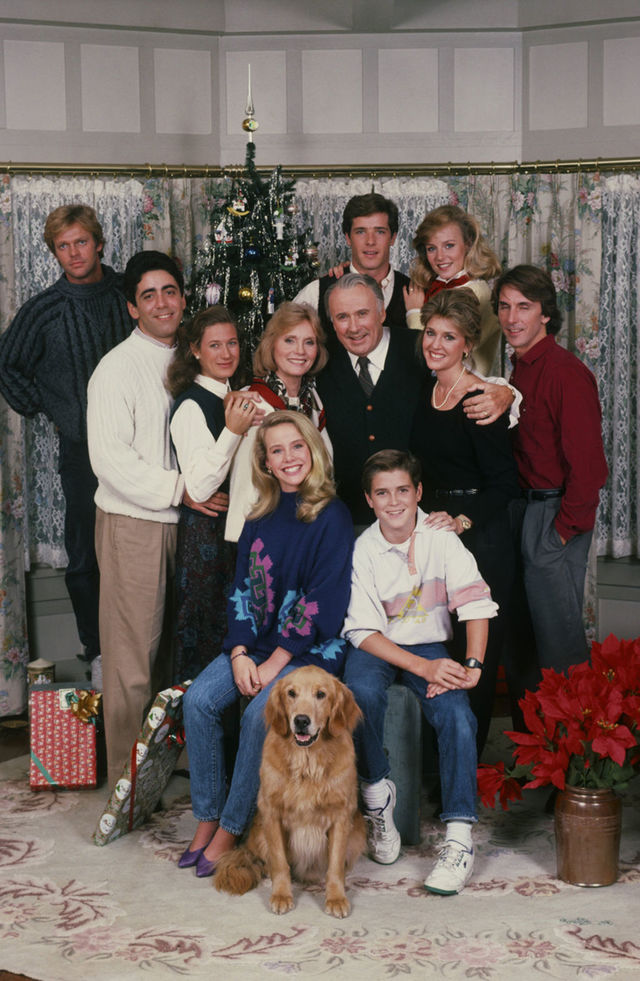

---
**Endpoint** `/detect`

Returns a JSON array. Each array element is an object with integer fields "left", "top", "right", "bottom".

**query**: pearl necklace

[{"left": 431, "top": 364, "right": 467, "bottom": 410}]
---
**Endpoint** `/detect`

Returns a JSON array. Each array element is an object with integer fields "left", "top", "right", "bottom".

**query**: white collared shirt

[
  {"left": 343, "top": 507, "right": 498, "bottom": 649},
  {"left": 346, "top": 327, "right": 390, "bottom": 387},
  {"left": 169, "top": 374, "right": 242, "bottom": 503},
  {"left": 294, "top": 264, "right": 399, "bottom": 313}
]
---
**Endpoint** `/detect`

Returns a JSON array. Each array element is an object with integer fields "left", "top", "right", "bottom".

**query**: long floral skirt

[{"left": 173, "top": 508, "right": 237, "bottom": 685}]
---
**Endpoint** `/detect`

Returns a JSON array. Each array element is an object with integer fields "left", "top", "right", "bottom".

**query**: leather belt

[
  {"left": 524, "top": 488, "right": 563, "bottom": 501},
  {"left": 433, "top": 488, "right": 479, "bottom": 497}
]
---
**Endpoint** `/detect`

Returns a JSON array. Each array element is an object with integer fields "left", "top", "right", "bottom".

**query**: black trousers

[{"left": 58, "top": 435, "right": 100, "bottom": 661}]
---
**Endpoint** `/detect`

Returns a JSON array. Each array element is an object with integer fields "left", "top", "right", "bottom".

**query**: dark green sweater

[{"left": 0, "top": 265, "right": 132, "bottom": 441}]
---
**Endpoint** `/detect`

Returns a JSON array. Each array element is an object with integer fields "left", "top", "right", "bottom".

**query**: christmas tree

[{"left": 187, "top": 140, "right": 319, "bottom": 354}]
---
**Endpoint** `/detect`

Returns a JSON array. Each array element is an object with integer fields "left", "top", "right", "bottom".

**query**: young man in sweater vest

[
  {"left": 294, "top": 193, "right": 410, "bottom": 342},
  {"left": 342, "top": 449, "right": 497, "bottom": 894},
  {"left": 87, "top": 250, "right": 223, "bottom": 788},
  {"left": 0, "top": 205, "right": 133, "bottom": 687}
]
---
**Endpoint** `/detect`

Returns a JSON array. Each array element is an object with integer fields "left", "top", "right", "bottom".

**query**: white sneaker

[
  {"left": 90, "top": 655, "right": 103, "bottom": 691},
  {"left": 363, "top": 779, "right": 401, "bottom": 865},
  {"left": 424, "top": 839, "right": 474, "bottom": 895}
]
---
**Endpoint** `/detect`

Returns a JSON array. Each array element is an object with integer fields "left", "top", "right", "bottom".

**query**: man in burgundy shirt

[{"left": 495, "top": 265, "right": 608, "bottom": 699}]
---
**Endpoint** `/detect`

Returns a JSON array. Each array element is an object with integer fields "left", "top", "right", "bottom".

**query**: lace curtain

[
  {"left": 0, "top": 168, "right": 636, "bottom": 716},
  {"left": 598, "top": 175, "right": 640, "bottom": 557}
]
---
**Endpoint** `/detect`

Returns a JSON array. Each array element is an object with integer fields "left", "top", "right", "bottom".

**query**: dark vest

[
  {"left": 316, "top": 268, "right": 410, "bottom": 349},
  {"left": 316, "top": 329, "right": 426, "bottom": 524},
  {"left": 170, "top": 382, "right": 230, "bottom": 499}
]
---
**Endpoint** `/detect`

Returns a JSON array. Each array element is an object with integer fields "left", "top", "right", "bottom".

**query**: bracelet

[
  {"left": 230, "top": 650, "right": 249, "bottom": 662},
  {"left": 464, "top": 657, "right": 484, "bottom": 671}
]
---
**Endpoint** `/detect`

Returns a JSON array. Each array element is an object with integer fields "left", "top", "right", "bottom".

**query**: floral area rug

[{"left": 1, "top": 751, "right": 640, "bottom": 981}]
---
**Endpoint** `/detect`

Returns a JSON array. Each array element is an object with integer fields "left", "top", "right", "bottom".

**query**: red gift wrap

[{"left": 29, "top": 685, "right": 101, "bottom": 790}]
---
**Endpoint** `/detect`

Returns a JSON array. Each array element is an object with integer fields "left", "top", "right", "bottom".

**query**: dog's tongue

[{"left": 295, "top": 732, "right": 313, "bottom": 745}]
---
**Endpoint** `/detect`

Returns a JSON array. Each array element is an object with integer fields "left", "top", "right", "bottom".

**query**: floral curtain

[
  {"left": 0, "top": 177, "right": 143, "bottom": 715},
  {"left": 0, "top": 167, "right": 635, "bottom": 716},
  {"left": 598, "top": 175, "right": 640, "bottom": 558}
]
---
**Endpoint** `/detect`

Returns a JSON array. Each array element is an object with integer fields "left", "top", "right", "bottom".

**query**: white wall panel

[
  {"left": 301, "top": 50, "right": 362, "bottom": 134},
  {"left": 454, "top": 47, "right": 514, "bottom": 132},
  {"left": 81, "top": 44, "right": 140, "bottom": 133},
  {"left": 378, "top": 49, "right": 438, "bottom": 133},
  {"left": 603, "top": 37, "right": 640, "bottom": 127},
  {"left": 154, "top": 48, "right": 212, "bottom": 135},
  {"left": 529, "top": 42, "right": 588, "bottom": 130},
  {"left": 4, "top": 40, "right": 66, "bottom": 131}
]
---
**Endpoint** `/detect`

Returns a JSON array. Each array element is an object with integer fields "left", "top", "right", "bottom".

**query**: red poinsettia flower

[
  {"left": 477, "top": 635, "right": 640, "bottom": 810},
  {"left": 477, "top": 762, "right": 523, "bottom": 810}
]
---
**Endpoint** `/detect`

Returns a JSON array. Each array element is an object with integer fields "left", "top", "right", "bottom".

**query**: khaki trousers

[{"left": 95, "top": 509, "right": 177, "bottom": 788}]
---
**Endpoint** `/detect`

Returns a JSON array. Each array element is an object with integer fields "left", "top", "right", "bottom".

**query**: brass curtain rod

[{"left": 2, "top": 158, "right": 640, "bottom": 179}]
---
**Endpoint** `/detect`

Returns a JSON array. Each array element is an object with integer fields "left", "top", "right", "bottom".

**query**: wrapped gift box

[
  {"left": 29, "top": 684, "right": 101, "bottom": 790},
  {"left": 93, "top": 682, "right": 190, "bottom": 846}
]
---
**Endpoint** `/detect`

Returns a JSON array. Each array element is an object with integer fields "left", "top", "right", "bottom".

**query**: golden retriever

[{"left": 214, "top": 665, "right": 366, "bottom": 917}]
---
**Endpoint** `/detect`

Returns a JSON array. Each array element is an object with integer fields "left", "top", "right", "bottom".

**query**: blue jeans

[
  {"left": 183, "top": 654, "right": 301, "bottom": 835},
  {"left": 343, "top": 642, "right": 478, "bottom": 823}
]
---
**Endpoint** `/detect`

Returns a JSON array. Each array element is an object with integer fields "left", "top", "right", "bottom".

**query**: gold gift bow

[{"left": 66, "top": 690, "right": 103, "bottom": 723}]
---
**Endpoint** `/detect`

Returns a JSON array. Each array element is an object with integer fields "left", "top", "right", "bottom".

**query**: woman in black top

[{"left": 410, "top": 288, "right": 520, "bottom": 755}]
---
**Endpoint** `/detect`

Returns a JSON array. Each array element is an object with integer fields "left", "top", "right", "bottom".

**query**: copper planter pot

[{"left": 554, "top": 785, "right": 622, "bottom": 886}]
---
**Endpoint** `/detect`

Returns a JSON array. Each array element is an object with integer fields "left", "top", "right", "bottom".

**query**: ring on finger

[{"left": 243, "top": 401, "right": 250, "bottom": 410}]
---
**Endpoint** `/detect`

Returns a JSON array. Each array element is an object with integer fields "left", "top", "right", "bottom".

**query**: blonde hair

[
  {"left": 410, "top": 205, "right": 500, "bottom": 289},
  {"left": 249, "top": 410, "right": 335, "bottom": 523},
  {"left": 252, "top": 301, "right": 328, "bottom": 377},
  {"left": 44, "top": 204, "right": 104, "bottom": 254}
]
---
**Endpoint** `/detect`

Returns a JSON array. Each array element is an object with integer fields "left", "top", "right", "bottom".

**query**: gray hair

[{"left": 324, "top": 272, "right": 385, "bottom": 319}]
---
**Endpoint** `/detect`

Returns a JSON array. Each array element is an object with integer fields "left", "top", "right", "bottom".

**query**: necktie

[{"left": 357, "top": 356, "right": 374, "bottom": 397}]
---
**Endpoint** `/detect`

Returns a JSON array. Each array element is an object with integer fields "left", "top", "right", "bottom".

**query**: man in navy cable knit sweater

[{"left": 0, "top": 205, "right": 133, "bottom": 685}]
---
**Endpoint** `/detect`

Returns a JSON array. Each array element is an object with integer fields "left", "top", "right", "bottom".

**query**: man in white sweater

[{"left": 88, "top": 251, "right": 207, "bottom": 787}]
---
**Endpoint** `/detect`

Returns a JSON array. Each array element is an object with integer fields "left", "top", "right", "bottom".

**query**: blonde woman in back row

[{"left": 403, "top": 205, "right": 502, "bottom": 376}]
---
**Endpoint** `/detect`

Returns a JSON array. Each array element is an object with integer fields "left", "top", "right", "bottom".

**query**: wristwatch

[
  {"left": 464, "top": 658, "right": 484, "bottom": 671},
  {"left": 458, "top": 515, "right": 472, "bottom": 532}
]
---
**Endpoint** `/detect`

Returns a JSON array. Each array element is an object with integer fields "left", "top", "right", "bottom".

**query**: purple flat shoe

[
  {"left": 178, "top": 845, "right": 207, "bottom": 869},
  {"left": 195, "top": 852, "right": 217, "bottom": 878}
]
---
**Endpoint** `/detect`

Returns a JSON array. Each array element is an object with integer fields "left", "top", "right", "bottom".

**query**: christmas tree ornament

[
  {"left": 244, "top": 242, "right": 261, "bottom": 261},
  {"left": 205, "top": 282, "right": 222, "bottom": 305},
  {"left": 285, "top": 201, "right": 299, "bottom": 216},
  {"left": 214, "top": 217, "right": 233, "bottom": 244},
  {"left": 228, "top": 189, "right": 249, "bottom": 217},
  {"left": 242, "top": 64, "right": 260, "bottom": 143},
  {"left": 303, "top": 243, "right": 319, "bottom": 266},
  {"left": 238, "top": 284, "right": 253, "bottom": 301},
  {"left": 267, "top": 287, "right": 275, "bottom": 314}
]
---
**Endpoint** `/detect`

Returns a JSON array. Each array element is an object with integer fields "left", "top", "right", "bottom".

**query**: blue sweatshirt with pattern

[{"left": 224, "top": 491, "right": 353, "bottom": 674}]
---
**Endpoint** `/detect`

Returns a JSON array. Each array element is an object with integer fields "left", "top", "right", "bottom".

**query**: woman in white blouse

[{"left": 167, "top": 305, "right": 255, "bottom": 682}]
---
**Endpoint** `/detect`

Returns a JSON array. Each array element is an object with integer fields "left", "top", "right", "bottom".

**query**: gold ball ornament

[
  {"left": 242, "top": 118, "right": 259, "bottom": 133},
  {"left": 238, "top": 284, "right": 253, "bottom": 301}
]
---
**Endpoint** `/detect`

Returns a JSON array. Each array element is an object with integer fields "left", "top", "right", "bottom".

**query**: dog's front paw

[
  {"left": 270, "top": 891, "right": 294, "bottom": 915},
  {"left": 325, "top": 896, "right": 350, "bottom": 918}
]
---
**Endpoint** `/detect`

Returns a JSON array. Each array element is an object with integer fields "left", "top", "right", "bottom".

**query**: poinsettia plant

[{"left": 478, "top": 634, "right": 640, "bottom": 810}]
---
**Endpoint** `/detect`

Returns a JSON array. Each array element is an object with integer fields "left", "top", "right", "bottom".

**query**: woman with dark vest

[{"left": 167, "top": 306, "right": 255, "bottom": 682}]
